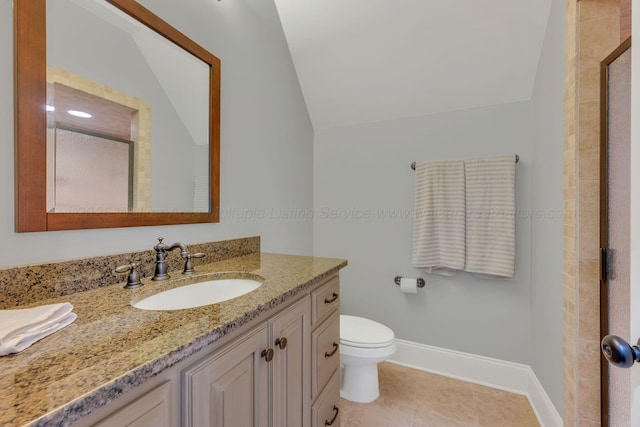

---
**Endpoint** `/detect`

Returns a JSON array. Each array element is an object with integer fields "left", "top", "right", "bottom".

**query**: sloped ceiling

[{"left": 274, "top": 0, "right": 553, "bottom": 130}]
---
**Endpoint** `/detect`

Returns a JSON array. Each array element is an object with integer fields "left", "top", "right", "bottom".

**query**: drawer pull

[
  {"left": 275, "top": 337, "right": 288, "bottom": 350},
  {"left": 261, "top": 348, "right": 274, "bottom": 362},
  {"left": 324, "top": 342, "right": 339, "bottom": 358},
  {"left": 324, "top": 293, "right": 339, "bottom": 304},
  {"left": 324, "top": 405, "right": 339, "bottom": 426}
]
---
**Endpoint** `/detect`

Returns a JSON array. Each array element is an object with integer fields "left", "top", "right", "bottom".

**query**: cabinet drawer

[
  {"left": 311, "top": 371, "right": 341, "bottom": 427},
  {"left": 311, "top": 313, "right": 340, "bottom": 400},
  {"left": 311, "top": 275, "right": 340, "bottom": 326}
]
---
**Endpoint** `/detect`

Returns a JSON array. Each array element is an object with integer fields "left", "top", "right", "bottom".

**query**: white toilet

[{"left": 339, "top": 315, "right": 397, "bottom": 403}]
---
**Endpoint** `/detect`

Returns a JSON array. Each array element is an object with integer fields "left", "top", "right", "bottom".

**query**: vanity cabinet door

[
  {"left": 93, "top": 381, "right": 173, "bottom": 427},
  {"left": 182, "top": 324, "right": 270, "bottom": 427},
  {"left": 269, "top": 297, "right": 310, "bottom": 427}
]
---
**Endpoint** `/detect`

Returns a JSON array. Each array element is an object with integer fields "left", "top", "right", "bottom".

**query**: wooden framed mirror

[{"left": 14, "top": 0, "right": 220, "bottom": 232}]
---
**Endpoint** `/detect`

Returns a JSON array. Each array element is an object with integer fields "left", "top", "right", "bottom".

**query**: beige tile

[
  {"left": 578, "top": 0, "right": 620, "bottom": 23},
  {"left": 577, "top": 101, "right": 601, "bottom": 181},
  {"left": 340, "top": 363, "right": 539, "bottom": 427},
  {"left": 413, "top": 373, "right": 482, "bottom": 425},
  {"left": 577, "top": 62, "right": 600, "bottom": 102},
  {"left": 341, "top": 396, "right": 414, "bottom": 427},
  {"left": 577, "top": 339, "right": 601, "bottom": 422},
  {"left": 412, "top": 411, "right": 479, "bottom": 427},
  {"left": 473, "top": 387, "right": 540, "bottom": 427},
  {"left": 565, "top": 412, "right": 576, "bottom": 427},
  {"left": 577, "top": 417, "right": 601, "bottom": 427},
  {"left": 339, "top": 397, "right": 356, "bottom": 423},
  {"left": 578, "top": 180, "right": 601, "bottom": 260},
  {"left": 564, "top": 16, "right": 578, "bottom": 399},
  {"left": 579, "top": 14, "right": 621, "bottom": 63},
  {"left": 578, "top": 224, "right": 600, "bottom": 261},
  {"left": 578, "top": 260, "right": 601, "bottom": 341},
  {"left": 378, "top": 363, "right": 418, "bottom": 405},
  {"left": 620, "top": 0, "right": 631, "bottom": 41},
  {"left": 567, "top": 108, "right": 576, "bottom": 137}
]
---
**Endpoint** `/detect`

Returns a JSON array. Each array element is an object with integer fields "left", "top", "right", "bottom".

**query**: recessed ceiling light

[
  {"left": 46, "top": 105, "right": 55, "bottom": 112},
  {"left": 67, "top": 110, "right": 92, "bottom": 118}
]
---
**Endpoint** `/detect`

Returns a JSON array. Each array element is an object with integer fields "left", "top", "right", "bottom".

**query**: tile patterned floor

[{"left": 339, "top": 362, "right": 540, "bottom": 427}]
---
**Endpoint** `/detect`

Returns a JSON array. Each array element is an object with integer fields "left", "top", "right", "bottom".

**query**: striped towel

[
  {"left": 464, "top": 155, "right": 516, "bottom": 278},
  {"left": 411, "top": 160, "right": 466, "bottom": 275}
]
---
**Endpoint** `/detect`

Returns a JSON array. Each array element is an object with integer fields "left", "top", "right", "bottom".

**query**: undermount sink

[{"left": 133, "top": 278, "right": 262, "bottom": 311}]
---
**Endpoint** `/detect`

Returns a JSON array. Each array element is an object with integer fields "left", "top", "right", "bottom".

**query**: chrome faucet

[
  {"left": 151, "top": 237, "right": 190, "bottom": 281},
  {"left": 151, "top": 237, "right": 205, "bottom": 280}
]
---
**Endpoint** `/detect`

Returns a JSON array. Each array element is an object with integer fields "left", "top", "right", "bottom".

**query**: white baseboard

[{"left": 389, "top": 339, "right": 563, "bottom": 427}]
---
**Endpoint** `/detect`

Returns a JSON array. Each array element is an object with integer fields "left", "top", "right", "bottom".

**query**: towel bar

[{"left": 411, "top": 155, "right": 519, "bottom": 170}]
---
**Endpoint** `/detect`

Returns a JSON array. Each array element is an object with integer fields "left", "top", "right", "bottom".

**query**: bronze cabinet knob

[
  {"left": 275, "top": 337, "right": 288, "bottom": 350},
  {"left": 261, "top": 348, "right": 274, "bottom": 362}
]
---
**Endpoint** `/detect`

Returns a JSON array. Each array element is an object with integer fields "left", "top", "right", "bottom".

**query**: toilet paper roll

[{"left": 400, "top": 277, "right": 418, "bottom": 294}]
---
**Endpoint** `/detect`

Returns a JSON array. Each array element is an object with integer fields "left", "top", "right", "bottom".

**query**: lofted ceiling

[{"left": 274, "top": 0, "right": 553, "bottom": 130}]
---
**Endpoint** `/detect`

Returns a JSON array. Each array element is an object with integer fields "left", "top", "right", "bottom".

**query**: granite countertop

[{"left": 0, "top": 252, "right": 347, "bottom": 427}]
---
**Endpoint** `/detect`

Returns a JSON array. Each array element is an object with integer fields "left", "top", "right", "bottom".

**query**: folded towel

[
  {"left": 464, "top": 155, "right": 516, "bottom": 278},
  {"left": 411, "top": 160, "right": 466, "bottom": 274},
  {"left": 0, "top": 303, "right": 77, "bottom": 356}
]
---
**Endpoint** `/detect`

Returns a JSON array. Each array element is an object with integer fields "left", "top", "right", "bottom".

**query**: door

[{"left": 600, "top": 38, "right": 632, "bottom": 427}]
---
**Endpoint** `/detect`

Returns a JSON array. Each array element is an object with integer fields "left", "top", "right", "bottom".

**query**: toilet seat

[{"left": 340, "top": 315, "right": 395, "bottom": 349}]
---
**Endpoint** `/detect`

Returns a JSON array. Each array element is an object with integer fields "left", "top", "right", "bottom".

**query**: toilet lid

[{"left": 340, "top": 315, "right": 395, "bottom": 348}]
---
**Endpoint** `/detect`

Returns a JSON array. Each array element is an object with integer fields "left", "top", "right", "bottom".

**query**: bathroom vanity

[{"left": 0, "top": 240, "right": 345, "bottom": 427}]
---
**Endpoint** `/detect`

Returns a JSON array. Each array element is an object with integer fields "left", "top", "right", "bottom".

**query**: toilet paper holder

[{"left": 394, "top": 276, "right": 425, "bottom": 288}]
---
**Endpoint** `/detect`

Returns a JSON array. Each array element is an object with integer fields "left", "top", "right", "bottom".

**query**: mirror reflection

[{"left": 46, "top": 0, "right": 210, "bottom": 213}]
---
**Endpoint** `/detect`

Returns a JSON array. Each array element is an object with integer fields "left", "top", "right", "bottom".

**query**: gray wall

[
  {"left": 313, "top": 0, "right": 565, "bottom": 412},
  {"left": 529, "top": 0, "right": 565, "bottom": 412},
  {"left": 313, "top": 102, "right": 534, "bottom": 364},
  {"left": 1, "top": 0, "right": 314, "bottom": 267}
]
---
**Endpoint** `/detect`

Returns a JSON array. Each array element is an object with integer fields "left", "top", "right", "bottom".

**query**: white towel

[
  {"left": 411, "top": 160, "right": 466, "bottom": 274},
  {"left": 0, "top": 303, "right": 77, "bottom": 356},
  {"left": 464, "top": 155, "right": 516, "bottom": 278}
]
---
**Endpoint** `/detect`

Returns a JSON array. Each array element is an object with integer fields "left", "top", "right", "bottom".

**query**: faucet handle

[
  {"left": 154, "top": 237, "right": 168, "bottom": 252},
  {"left": 115, "top": 262, "right": 143, "bottom": 289},
  {"left": 182, "top": 253, "right": 205, "bottom": 275}
]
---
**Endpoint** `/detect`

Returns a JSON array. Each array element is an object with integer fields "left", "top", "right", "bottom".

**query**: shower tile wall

[{"left": 563, "top": 0, "right": 625, "bottom": 425}]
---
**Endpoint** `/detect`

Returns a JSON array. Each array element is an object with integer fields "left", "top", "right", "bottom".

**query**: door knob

[{"left": 601, "top": 335, "right": 640, "bottom": 368}]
